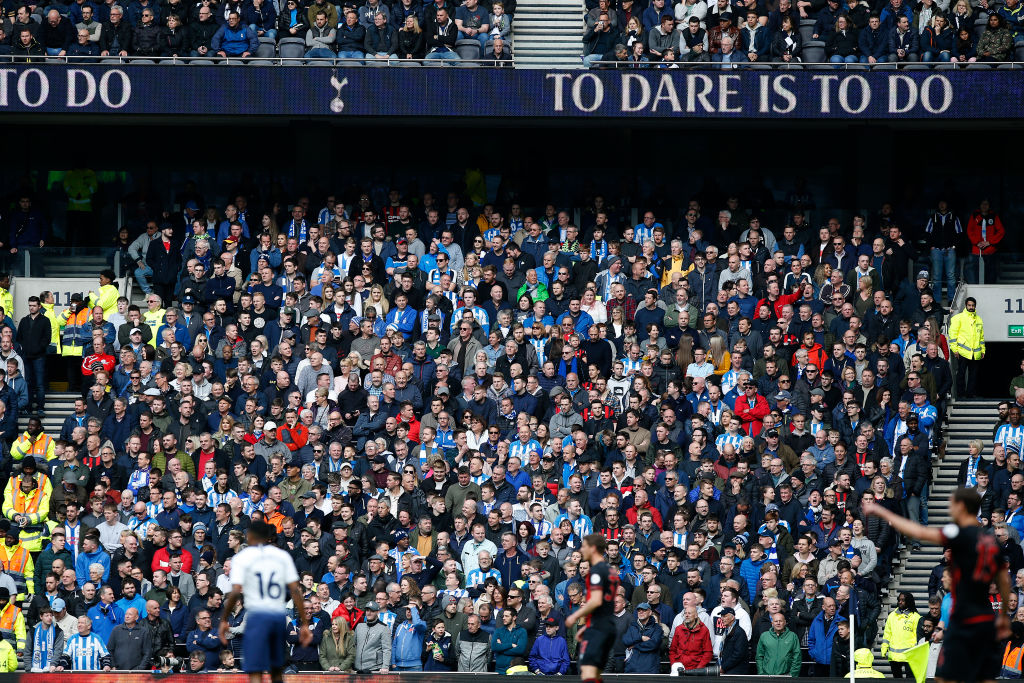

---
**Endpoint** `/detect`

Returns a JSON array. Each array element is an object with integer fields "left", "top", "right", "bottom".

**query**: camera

[{"left": 158, "top": 656, "right": 182, "bottom": 670}]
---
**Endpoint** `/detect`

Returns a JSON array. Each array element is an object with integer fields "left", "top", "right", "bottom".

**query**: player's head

[
  {"left": 247, "top": 520, "right": 274, "bottom": 545},
  {"left": 581, "top": 533, "right": 607, "bottom": 559},
  {"left": 950, "top": 486, "right": 982, "bottom": 521}
]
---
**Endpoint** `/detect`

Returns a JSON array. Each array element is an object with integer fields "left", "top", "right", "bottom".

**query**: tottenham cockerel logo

[{"left": 330, "top": 74, "right": 348, "bottom": 113}]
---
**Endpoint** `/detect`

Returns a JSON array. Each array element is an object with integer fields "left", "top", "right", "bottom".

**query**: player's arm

[
  {"left": 220, "top": 583, "right": 243, "bottom": 645},
  {"left": 288, "top": 580, "right": 313, "bottom": 646},
  {"left": 862, "top": 498, "right": 944, "bottom": 545},
  {"left": 565, "top": 589, "right": 603, "bottom": 628}
]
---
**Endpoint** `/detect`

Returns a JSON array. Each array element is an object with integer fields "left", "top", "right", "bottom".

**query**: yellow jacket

[
  {"left": 0, "top": 601, "right": 26, "bottom": 652},
  {"left": 949, "top": 309, "right": 986, "bottom": 360},
  {"left": 41, "top": 303, "right": 61, "bottom": 352},
  {"left": 0, "top": 638, "right": 16, "bottom": 672},
  {"left": 2, "top": 474, "right": 52, "bottom": 553},
  {"left": 143, "top": 308, "right": 165, "bottom": 348},
  {"left": 10, "top": 432, "right": 56, "bottom": 463},
  {"left": 0, "top": 288, "right": 11, "bottom": 320},
  {"left": 881, "top": 609, "right": 921, "bottom": 660},
  {"left": 659, "top": 254, "right": 693, "bottom": 287},
  {"left": 88, "top": 283, "right": 119, "bottom": 319},
  {"left": 0, "top": 542, "right": 33, "bottom": 600}
]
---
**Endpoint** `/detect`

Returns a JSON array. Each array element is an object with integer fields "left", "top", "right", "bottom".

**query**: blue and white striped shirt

[{"left": 63, "top": 632, "right": 108, "bottom": 670}]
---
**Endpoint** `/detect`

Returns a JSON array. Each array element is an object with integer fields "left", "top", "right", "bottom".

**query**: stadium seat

[
  {"left": 902, "top": 63, "right": 929, "bottom": 69},
  {"left": 258, "top": 36, "right": 276, "bottom": 44},
  {"left": 455, "top": 38, "right": 481, "bottom": 61},
  {"left": 29, "top": 13, "right": 40, "bottom": 22},
  {"left": 798, "top": 19, "right": 815, "bottom": 44},
  {"left": 967, "top": 62, "right": 993, "bottom": 68},
  {"left": 745, "top": 62, "right": 772, "bottom": 69},
  {"left": 872, "top": 63, "right": 896, "bottom": 69},
  {"left": 189, "top": 58, "right": 215, "bottom": 64},
  {"left": 801, "top": 40, "right": 825, "bottom": 63},
  {"left": 1015, "top": 45, "right": 1024, "bottom": 61},
  {"left": 278, "top": 38, "right": 305, "bottom": 60},
  {"left": 255, "top": 42, "right": 275, "bottom": 58},
  {"left": 396, "top": 59, "right": 421, "bottom": 66},
  {"left": 997, "top": 62, "right": 1015, "bottom": 68}
]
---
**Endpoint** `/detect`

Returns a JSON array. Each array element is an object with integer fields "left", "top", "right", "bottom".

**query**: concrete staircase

[
  {"left": 874, "top": 399, "right": 994, "bottom": 672},
  {"left": 41, "top": 252, "right": 112, "bottom": 278},
  {"left": 998, "top": 260, "right": 1024, "bottom": 284},
  {"left": 20, "top": 391, "right": 81, "bottom": 435},
  {"left": 512, "top": 0, "right": 584, "bottom": 68}
]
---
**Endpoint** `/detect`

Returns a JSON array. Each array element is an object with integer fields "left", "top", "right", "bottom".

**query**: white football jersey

[{"left": 229, "top": 544, "right": 299, "bottom": 614}]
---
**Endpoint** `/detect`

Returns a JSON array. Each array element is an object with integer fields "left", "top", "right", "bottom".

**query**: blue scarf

[{"left": 31, "top": 623, "right": 54, "bottom": 671}]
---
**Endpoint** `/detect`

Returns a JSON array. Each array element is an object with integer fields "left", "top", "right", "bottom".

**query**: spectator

[
  {"left": 107, "top": 607, "right": 152, "bottom": 670},
  {"left": 189, "top": 4, "right": 219, "bottom": 57},
  {"left": 212, "top": 11, "right": 257, "bottom": 58},
  {"left": 756, "top": 612, "right": 801, "bottom": 677},
  {"left": 353, "top": 601, "right": 391, "bottom": 673},
  {"left": 424, "top": 7, "right": 458, "bottom": 59},
  {"left": 278, "top": 0, "right": 309, "bottom": 40},
  {"left": 858, "top": 14, "right": 888, "bottom": 63},
  {"left": 397, "top": 15, "right": 425, "bottom": 57},
  {"left": 185, "top": 610, "right": 221, "bottom": 670},
  {"left": 529, "top": 616, "right": 569, "bottom": 674},
  {"left": 455, "top": 0, "right": 489, "bottom": 49},
  {"left": 364, "top": 11, "right": 398, "bottom": 59},
  {"left": 305, "top": 11, "right": 337, "bottom": 58},
  {"left": 336, "top": 10, "right": 367, "bottom": 59},
  {"left": 622, "top": 603, "right": 663, "bottom": 673},
  {"left": 41, "top": 10, "right": 75, "bottom": 55}
]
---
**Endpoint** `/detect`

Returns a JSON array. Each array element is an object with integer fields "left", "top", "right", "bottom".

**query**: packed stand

[
  {"left": 583, "top": 0, "right": 1024, "bottom": 66},
  {"left": 0, "top": 186, "right": 1005, "bottom": 675},
  {"left": 0, "top": 0, "right": 512, "bottom": 62}
]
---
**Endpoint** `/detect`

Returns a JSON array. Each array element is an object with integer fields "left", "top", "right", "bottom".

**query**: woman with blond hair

[{"left": 319, "top": 615, "right": 356, "bottom": 672}]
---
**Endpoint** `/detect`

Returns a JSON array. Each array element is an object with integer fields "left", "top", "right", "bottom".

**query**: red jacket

[
  {"left": 801, "top": 343, "right": 828, "bottom": 371},
  {"left": 625, "top": 501, "right": 663, "bottom": 529},
  {"left": 756, "top": 290, "right": 801, "bottom": 320},
  {"left": 332, "top": 602, "right": 364, "bottom": 630},
  {"left": 967, "top": 211, "right": 1005, "bottom": 255},
  {"left": 669, "top": 621, "right": 713, "bottom": 670},
  {"left": 276, "top": 422, "right": 309, "bottom": 451},
  {"left": 151, "top": 546, "right": 193, "bottom": 575},
  {"left": 733, "top": 392, "right": 770, "bottom": 436}
]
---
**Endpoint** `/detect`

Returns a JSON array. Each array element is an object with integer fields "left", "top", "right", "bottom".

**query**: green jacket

[
  {"left": 756, "top": 627, "right": 801, "bottom": 677},
  {"left": 1011, "top": 373, "right": 1024, "bottom": 397}
]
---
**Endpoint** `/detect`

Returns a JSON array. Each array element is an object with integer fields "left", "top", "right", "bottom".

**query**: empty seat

[
  {"left": 1015, "top": 45, "right": 1024, "bottom": 61},
  {"left": 278, "top": 37, "right": 305, "bottom": 59},
  {"left": 872, "top": 62, "right": 896, "bottom": 69},
  {"left": 966, "top": 62, "right": 993, "bottom": 68},
  {"left": 798, "top": 23, "right": 815, "bottom": 43},
  {"left": 455, "top": 38, "right": 481, "bottom": 60},
  {"left": 258, "top": 36, "right": 276, "bottom": 44},
  {"left": 255, "top": 42, "right": 275, "bottom": 58},
  {"left": 801, "top": 39, "right": 824, "bottom": 63},
  {"left": 997, "top": 62, "right": 1015, "bottom": 68}
]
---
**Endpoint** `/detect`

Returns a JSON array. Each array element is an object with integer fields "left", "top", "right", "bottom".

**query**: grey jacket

[
  {"left": 456, "top": 627, "right": 491, "bottom": 672},
  {"left": 353, "top": 619, "right": 392, "bottom": 672},
  {"left": 107, "top": 622, "right": 153, "bottom": 670},
  {"left": 549, "top": 409, "right": 583, "bottom": 442}
]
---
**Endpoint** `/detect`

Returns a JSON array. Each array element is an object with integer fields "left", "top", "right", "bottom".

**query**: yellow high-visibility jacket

[{"left": 949, "top": 309, "right": 986, "bottom": 360}]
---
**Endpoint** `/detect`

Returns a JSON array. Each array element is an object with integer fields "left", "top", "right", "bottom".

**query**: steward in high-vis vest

[
  {"left": 948, "top": 296, "right": 986, "bottom": 398},
  {"left": 41, "top": 292, "right": 61, "bottom": 354},
  {"left": 59, "top": 293, "right": 91, "bottom": 391},
  {"left": 10, "top": 418, "right": 56, "bottom": 466},
  {"left": 2, "top": 456, "right": 52, "bottom": 553},
  {"left": 852, "top": 648, "right": 886, "bottom": 678},
  {"left": 87, "top": 269, "right": 119, "bottom": 320},
  {"left": 0, "top": 524, "right": 34, "bottom": 602},
  {"left": 0, "top": 586, "right": 26, "bottom": 654}
]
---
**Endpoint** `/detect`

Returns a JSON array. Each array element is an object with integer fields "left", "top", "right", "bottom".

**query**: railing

[
  {"left": 585, "top": 59, "right": 1024, "bottom": 69},
  {"left": 0, "top": 54, "right": 513, "bottom": 67}
]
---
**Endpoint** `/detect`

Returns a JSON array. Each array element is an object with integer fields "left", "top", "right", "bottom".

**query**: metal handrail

[
  {"left": 0, "top": 54, "right": 513, "bottom": 66},
  {"left": 584, "top": 59, "right": 1024, "bottom": 68}
]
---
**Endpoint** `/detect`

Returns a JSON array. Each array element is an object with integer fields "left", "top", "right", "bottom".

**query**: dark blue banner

[{"left": 0, "top": 63, "right": 1015, "bottom": 117}]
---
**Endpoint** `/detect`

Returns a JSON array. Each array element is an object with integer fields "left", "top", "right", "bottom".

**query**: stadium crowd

[
  {"left": 583, "top": 0, "right": 1024, "bottom": 66},
  {"left": 0, "top": 0, "right": 512, "bottom": 61},
  {"left": 0, "top": 186, "right": 1011, "bottom": 675}
]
